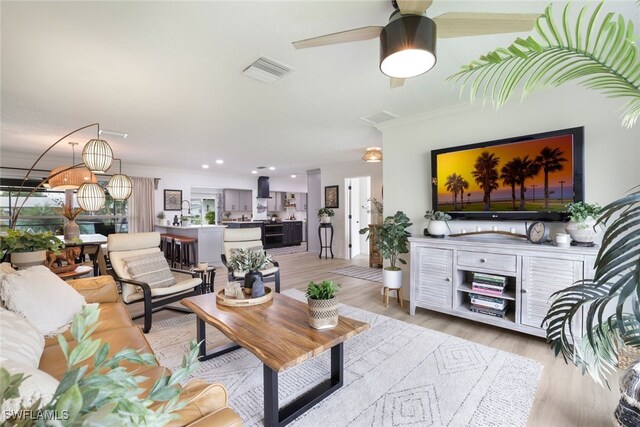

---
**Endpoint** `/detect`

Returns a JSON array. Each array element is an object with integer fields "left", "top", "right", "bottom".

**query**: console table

[{"left": 409, "top": 236, "right": 598, "bottom": 338}]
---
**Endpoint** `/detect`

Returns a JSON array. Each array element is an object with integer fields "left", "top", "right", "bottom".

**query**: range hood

[{"left": 257, "top": 176, "right": 271, "bottom": 198}]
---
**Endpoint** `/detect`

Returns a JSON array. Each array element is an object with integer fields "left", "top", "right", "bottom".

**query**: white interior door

[
  {"left": 358, "top": 176, "right": 371, "bottom": 255},
  {"left": 348, "top": 179, "right": 361, "bottom": 258}
]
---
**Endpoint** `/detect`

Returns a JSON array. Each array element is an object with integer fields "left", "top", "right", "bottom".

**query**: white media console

[{"left": 409, "top": 235, "right": 599, "bottom": 338}]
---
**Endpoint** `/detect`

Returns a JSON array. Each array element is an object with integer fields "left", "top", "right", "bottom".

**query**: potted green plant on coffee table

[
  {"left": 318, "top": 207, "right": 335, "bottom": 224},
  {"left": 306, "top": 280, "right": 341, "bottom": 329},
  {"left": 0, "top": 230, "right": 64, "bottom": 269},
  {"left": 228, "top": 248, "right": 272, "bottom": 295},
  {"left": 565, "top": 201, "right": 603, "bottom": 243}
]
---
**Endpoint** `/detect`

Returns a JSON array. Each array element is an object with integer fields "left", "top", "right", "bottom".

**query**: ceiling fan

[{"left": 292, "top": 0, "right": 540, "bottom": 88}]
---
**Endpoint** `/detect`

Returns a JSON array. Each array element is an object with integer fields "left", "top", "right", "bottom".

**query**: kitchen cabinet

[
  {"left": 224, "top": 190, "right": 252, "bottom": 212},
  {"left": 239, "top": 190, "right": 252, "bottom": 212},
  {"left": 223, "top": 190, "right": 239, "bottom": 212},
  {"left": 282, "top": 221, "right": 303, "bottom": 246}
]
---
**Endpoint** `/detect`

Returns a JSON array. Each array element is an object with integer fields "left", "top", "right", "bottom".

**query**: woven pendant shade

[
  {"left": 82, "top": 138, "right": 113, "bottom": 173},
  {"left": 362, "top": 147, "right": 383, "bottom": 162},
  {"left": 107, "top": 174, "right": 132, "bottom": 200},
  {"left": 77, "top": 183, "right": 106, "bottom": 212},
  {"left": 48, "top": 165, "right": 97, "bottom": 190}
]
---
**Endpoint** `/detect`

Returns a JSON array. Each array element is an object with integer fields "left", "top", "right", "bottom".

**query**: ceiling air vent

[
  {"left": 242, "top": 57, "right": 294, "bottom": 84},
  {"left": 360, "top": 110, "right": 399, "bottom": 125}
]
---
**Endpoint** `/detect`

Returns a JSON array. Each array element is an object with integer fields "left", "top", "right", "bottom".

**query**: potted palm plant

[
  {"left": 424, "top": 210, "right": 452, "bottom": 237},
  {"left": 565, "top": 202, "right": 602, "bottom": 243},
  {"left": 228, "top": 248, "right": 272, "bottom": 294},
  {"left": 361, "top": 211, "right": 412, "bottom": 289},
  {"left": 306, "top": 280, "right": 341, "bottom": 329},
  {"left": 0, "top": 230, "right": 64, "bottom": 269},
  {"left": 317, "top": 207, "right": 334, "bottom": 224}
]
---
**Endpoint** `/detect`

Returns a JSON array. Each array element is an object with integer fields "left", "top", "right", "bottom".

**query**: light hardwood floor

[{"left": 127, "top": 251, "right": 618, "bottom": 427}]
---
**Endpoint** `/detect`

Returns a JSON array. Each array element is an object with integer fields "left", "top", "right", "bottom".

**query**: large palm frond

[
  {"left": 448, "top": 2, "right": 640, "bottom": 128},
  {"left": 544, "top": 189, "right": 640, "bottom": 385}
]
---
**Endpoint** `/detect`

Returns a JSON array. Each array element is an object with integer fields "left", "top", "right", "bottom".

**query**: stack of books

[
  {"left": 471, "top": 272, "right": 507, "bottom": 296},
  {"left": 469, "top": 293, "right": 508, "bottom": 318}
]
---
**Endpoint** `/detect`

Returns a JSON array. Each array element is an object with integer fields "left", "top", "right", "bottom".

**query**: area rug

[
  {"left": 331, "top": 266, "right": 383, "bottom": 283},
  {"left": 266, "top": 245, "right": 308, "bottom": 256},
  {"left": 146, "top": 290, "right": 542, "bottom": 427}
]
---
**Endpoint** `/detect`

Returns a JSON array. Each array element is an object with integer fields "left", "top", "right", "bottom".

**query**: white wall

[
  {"left": 379, "top": 85, "right": 640, "bottom": 289},
  {"left": 316, "top": 160, "right": 382, "bottom": 259},
  {"left": 307, "top": 169, "right": 321, "bottom": 254}
]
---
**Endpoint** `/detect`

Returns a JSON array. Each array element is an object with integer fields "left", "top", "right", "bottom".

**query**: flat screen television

[{"left": 431, "top": 127, "right": 584, "bottom": 221}]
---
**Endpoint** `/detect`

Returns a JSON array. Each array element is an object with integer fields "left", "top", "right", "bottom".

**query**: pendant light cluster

[{"left": 46, "top": 126, "right": 132, "bottom": 212}]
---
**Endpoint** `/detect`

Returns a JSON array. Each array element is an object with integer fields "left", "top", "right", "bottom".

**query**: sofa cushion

[
  {"left": 0, "top": 360, "right": 59, "bottom": 417},
  {"left": 39, "top": 325, "right": 157, "bottom": 380},
  {"left": 124, "top": 252, "right": 176, "bottom": 289},
  {"left": 0, "top": 308, "right": 44, "bottom": 367},
  {"left": 0, "top": 266, "right": 85, "bottom": 336},
  {"left": 44, "top": 302, "right": 134, "bottom": 347}
]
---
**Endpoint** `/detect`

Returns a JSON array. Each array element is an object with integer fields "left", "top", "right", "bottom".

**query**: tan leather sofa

[{"left": 39, "top": 275, "right": 242, "bottom": 427}]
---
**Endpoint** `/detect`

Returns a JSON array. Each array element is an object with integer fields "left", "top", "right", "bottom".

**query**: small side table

[
  {"left": 318, "top": 223, "right": 334, "bottom": 259},
  {"left": 55, "top": 265, "right": 93, "bottom": 281},
  {"left": 192, "top": 266, "right": 216, "bottom": 293}
]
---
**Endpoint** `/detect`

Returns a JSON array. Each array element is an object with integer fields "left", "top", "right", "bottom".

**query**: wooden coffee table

[{"left": 181, "top": 291, "right": 368, "bottom": 427}]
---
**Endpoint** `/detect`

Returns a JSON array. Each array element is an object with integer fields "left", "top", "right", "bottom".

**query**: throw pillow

[
  {"left": 123, "top": 252, "right": 176, "bottom": 289},
  {"left": 0, "top": 360, "right": 59, "bottom": 419},
  {"left": 0, "top": 266, "right": 85, "bottom": 336},
  {"left": 0, "top": 308, "right": 44, "bottom": 368}
]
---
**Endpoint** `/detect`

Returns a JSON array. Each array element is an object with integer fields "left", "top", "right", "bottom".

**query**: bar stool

[
  {"left": 159, "top": 234, "right": 174, "bottom": 261},
  {"left": 172, "top": 236, "right": 197, "bottom": 269},
  {"left": 383, "top": 286, "right": 403, "bottom": 308}
]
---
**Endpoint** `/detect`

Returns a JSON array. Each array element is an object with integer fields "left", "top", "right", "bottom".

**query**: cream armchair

[
  {"left": 108, "top": 232, "right": 202, "bottom": 333},
  {"left": 221, "top": 227, "right": 280, "bottom": 293}
]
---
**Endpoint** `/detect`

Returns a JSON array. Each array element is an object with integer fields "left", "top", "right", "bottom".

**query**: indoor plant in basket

[
  {"left": 0, "top": 230, "right": 64, "bottom": 269},
  {"left": 228, "top": 248, "right": 272, "bottom": 295},
  {"left": 317, "top": 207, "right": 335, "bottom": 224},
  {"left": 565, "top": 202, "right": 603, "bottom": 243},
  {"left": 306, "top": 280, "right": 341, "bottom": 329},
  {"left": 424, "top": 210, "right": 452, "bottom": 237}
]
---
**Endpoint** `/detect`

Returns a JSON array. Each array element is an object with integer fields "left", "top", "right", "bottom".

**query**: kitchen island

[{"left": 154, "top": 225, "right": 226, "bottom": 267}]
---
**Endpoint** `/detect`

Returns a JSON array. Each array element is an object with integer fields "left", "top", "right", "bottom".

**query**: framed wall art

[
  {"left": 164, "top": 189, "right": 182, "bottom": 211},
  {"left": 324, "top": 185, "right": 339, "bottom": 209}
]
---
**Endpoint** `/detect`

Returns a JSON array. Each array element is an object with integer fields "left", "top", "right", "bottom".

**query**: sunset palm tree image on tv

[{"left": 431, "top": 127, "right": 584, "bottom": 221}]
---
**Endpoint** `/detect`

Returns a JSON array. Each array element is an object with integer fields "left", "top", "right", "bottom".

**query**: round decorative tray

[{"left": 216, "top": 287, "right": 273, "bottom": 307}]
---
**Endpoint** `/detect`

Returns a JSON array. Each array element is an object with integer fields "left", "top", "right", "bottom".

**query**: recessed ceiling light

[
  {"left": 269, "top": 166, "right": 276, "bottom": 170},
  {"left": 202, "top": 164, "right": 209, "bottom": 169},
  {"left": 291, "top": 174, "right": 296, "bottom": 178},
  {"left": 216, "top": 159, "right": 224, "bottom": 164},
  {"left": 251, "top": 170, "right": 257, "bottom": 174}
]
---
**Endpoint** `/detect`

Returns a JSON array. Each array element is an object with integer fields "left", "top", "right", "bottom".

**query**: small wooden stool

[
  {"left": 172, "top": 236, "right": 197, "bottom": 269},
  {"left": 383, "top": 286, "right": 404, "bottom": 308}
]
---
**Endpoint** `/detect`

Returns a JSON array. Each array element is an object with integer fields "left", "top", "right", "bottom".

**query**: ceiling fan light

[
  {"left": 77, "top": 183, "right": 106, "bottom": 212},
  {"left": 380, "top": 15, "right": 437, "bottom": 79},
  {"left": 363, "top": 147, "right": 383, "bottom": 162},
  {"left": 107, "top": 174, "right": 133, "bottom": 201},
  {"left": 82, "top": 138, "right": 114, "bottom": 173}
]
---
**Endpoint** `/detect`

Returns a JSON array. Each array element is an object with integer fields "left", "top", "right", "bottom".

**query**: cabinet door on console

[
  {"left": 521, "top": 256, "right": 583, "bottom": 333},
  {"left": 416, "top": 247, "right": 453, "bottom": 309}
]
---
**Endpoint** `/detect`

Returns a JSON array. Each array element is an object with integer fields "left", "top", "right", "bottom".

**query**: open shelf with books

[{"left": 455, "top": 270, "right": 517, "bottom": 325}]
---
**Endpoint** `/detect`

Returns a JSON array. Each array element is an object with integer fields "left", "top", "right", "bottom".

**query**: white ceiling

[{"left": 2, "top": 0, "right": 582, "bottom": 177}]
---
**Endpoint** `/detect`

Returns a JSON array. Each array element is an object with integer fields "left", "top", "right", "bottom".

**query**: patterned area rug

[
  {"left": 146, "top": 290, "right": 542, "bottom": 427},
  {"left": 266, "top": 245, "right": 307, "bottom": 257},
  {"left": 331, "top": 266, "right": 383, "bottom": 283}
]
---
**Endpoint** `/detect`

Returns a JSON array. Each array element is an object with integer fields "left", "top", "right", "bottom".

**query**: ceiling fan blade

[
  {"left": 390, "top": 78, "right": 405, "bottom": 89},
  {"left": 397, "top": 0, "right": 433, "bottom": 15},
  {"left": 433, "top": 12, "right": 540, "bottom": 38},
  {"left": 292, "top": 26, "right": 384, "bottom": 50}
]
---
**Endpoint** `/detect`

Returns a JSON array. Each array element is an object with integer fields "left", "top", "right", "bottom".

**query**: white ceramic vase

[
  {"left": 383, "top": 268, "right": 403, "bottom": 289},
  {"left": 10, "top": 250, "right": 46, "bottom": 269},
  {"left": 427, "top": 220, "right": 447, "bottom": 236},
  {"left": 565, "top": 217, "right": 598, "bottom": 243},
  {"left": 320, "top": 215, "right": 332, "bottom": 224}
]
